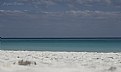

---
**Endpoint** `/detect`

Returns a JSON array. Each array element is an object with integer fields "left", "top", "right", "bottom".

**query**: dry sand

[{"left": 0, "top": 50, "right": 121, "bottom": 72}]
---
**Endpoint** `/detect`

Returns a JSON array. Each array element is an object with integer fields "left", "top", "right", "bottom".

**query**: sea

[{"left": 0, "top": 38, "right": 121, "bottom": 52}]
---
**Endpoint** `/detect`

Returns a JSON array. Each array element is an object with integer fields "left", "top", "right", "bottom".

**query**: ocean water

[{"left": 0, "top": 38, "right": 121, "bottom": 52}]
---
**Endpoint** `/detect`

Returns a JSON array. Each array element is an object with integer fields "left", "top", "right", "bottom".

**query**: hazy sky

[{"left": 0, "top": 0, "right": 121, "bottom": 38}]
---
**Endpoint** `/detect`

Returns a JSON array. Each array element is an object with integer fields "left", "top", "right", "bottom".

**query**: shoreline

[
  {"left": 0, "top": 50, "right": 121, "bottom": 72},
  {"left": 1, "top": 50, "right": 121, "bottom": 53}
]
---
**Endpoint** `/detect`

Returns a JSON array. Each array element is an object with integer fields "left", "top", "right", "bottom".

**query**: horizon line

[{"left": 1, "top": 37, "right": 121, "bottom": 39}]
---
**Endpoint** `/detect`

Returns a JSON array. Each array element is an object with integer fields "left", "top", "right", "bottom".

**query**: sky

[{"left": 0, "top": 0, "right": 121, "bottom": 38}]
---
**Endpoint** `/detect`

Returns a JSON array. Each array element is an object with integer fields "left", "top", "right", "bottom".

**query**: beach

[{"left": 0, "top": 50, "right": 121, "bottom": 72}]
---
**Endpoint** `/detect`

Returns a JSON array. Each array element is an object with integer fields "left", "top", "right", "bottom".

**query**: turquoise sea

[{"left": 0, "top": 38, "right": 121, "bottom": 52}]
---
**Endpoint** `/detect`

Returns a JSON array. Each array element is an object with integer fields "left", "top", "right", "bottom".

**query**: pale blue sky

[{"left": 0, "top": 0, "right": 121, "bottom": 38}]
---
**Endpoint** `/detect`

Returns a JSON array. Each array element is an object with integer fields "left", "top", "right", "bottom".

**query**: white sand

[{"left": 0, "top": 50, "right": 121, "bottom": 72}]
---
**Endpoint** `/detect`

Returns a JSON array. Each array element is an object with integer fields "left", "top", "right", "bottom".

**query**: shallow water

[{"left": 0, "top": 38, "right": 121, "bottom": 52}]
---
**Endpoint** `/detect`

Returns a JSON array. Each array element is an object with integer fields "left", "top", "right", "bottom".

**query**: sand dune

[{"left": 0, "top": 50, "right": 121, "bottom": 72}]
